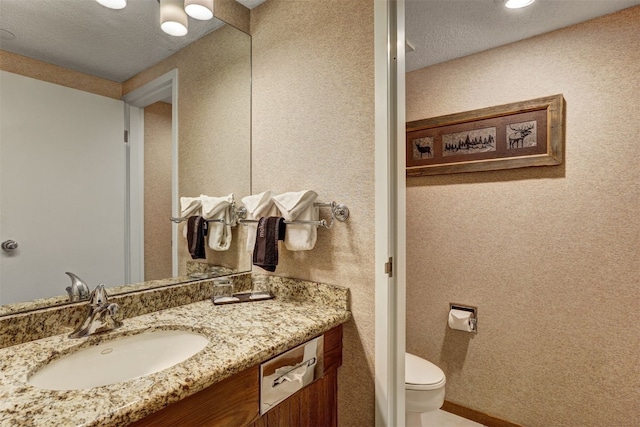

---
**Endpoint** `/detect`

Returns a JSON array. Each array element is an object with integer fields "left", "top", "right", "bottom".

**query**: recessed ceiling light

[
  {"left": 185, "top": 0, "right": 214, "bottom": 21},
  {"left": 505, "top": 0, "right": 535, "bottom": 9},
  {"left": 95, "top": 0, "right": 127, "bottom": 10}
]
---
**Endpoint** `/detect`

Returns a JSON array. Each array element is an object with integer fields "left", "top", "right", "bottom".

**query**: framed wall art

[{"left": 406, "top": 94, "right": 565, "bottom": 176}]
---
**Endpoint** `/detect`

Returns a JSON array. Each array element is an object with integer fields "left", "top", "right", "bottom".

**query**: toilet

[{"left": 405, "top": 352, "right": 446, "bottom": 427}]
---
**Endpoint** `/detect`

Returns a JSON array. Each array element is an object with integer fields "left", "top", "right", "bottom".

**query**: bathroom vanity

[
  {"left": 0, "top": 278, "right": 350, "bottom": 426},
  {"left": 131, "top": 325, "right": 342, "bottom": 426}
]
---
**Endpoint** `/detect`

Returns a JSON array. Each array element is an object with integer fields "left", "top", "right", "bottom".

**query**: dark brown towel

[
  {"left": 187, "top": 216, "right": 208, "bottom": 259},
  {"left": 253, "top": 217, "right": 286, "bottom": 272}
]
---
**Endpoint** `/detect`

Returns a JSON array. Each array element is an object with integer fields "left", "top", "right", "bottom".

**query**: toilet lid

[{"left": 405, "top": 353, "right": 446, "bottom": 390}]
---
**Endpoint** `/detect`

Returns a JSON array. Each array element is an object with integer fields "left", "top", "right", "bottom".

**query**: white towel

[
  {"left": 180, "top": 196, "right": 203, "bottom": 238},
  {"left": 272, "top": 190, "right": 319, "bottom": 251},
  {"left": 241, "top": 191, "right": 277, "bottom": 252},
  {"left": 201, "top": 194, "right": 234, "bottom": 251}
]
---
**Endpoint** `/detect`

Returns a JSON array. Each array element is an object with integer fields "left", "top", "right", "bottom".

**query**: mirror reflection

[{"left": 0, "top": 1, "right": 252, "bottom": 314}]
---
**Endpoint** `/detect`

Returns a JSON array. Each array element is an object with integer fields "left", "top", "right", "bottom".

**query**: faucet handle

[
  {"left": 90, "top": 284, "right": 109, "bottom": 306},
  {"left": 106, "top": 303, "right": 119, "bottom": 317},
  {"left": 65, "top": 272, "right": 91, "bottom": 302}
]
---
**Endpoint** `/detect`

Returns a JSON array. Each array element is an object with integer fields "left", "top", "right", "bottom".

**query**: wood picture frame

[{"left": 406, "top": 94, "right": 564, "bottom": 176}]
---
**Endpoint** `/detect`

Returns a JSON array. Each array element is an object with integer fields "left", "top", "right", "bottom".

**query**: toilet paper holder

[{"left": 449, "top": 303, "right": 477, "bottom": 333}]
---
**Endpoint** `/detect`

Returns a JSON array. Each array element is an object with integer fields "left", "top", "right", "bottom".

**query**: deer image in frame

[
  {"left": 508, "top": 122, "right": 536, "bottom": 149},
  {"left": 415, "top": 141, "right": 432, "bottom": 158}
]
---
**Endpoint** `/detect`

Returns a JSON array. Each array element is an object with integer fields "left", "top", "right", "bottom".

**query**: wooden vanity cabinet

[{"left": 130, "top": 325, "right": 343, "bottom": 427}]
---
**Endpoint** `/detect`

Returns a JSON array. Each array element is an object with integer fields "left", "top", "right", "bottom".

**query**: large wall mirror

[{"left": 0, "top": 0, "right": 252, "bottom": 315}]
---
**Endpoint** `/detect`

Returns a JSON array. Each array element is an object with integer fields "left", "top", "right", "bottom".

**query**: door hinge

[
  {"left": 385, "top": 257, "right": 393, "bottom": 277},
  {"left": 124, "top": 130, "right": 129, "bottom": 143}
]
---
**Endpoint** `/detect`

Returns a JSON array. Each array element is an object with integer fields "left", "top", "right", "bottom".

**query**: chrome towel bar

[
  {"left": 238, "top": 201, "right": 349, "bottom": 229},
  {"left": 170, "top": 201, "right": 350, "bottom": 229},
  {"left": 170, "top": 202, "right": 241, "bottom": 225}
]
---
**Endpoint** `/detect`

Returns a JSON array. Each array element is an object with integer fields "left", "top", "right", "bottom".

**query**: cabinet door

[
  {"left": 249, "top": 369, "right": 338, "bottom": 427},
  {"left": 129, "top": 367, "right": 260, "bottom": 427},
  {"left": 249, "top": 325, "right": 342, "bottom": 427}
]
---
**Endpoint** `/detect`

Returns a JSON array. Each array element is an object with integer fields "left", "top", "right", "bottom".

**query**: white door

[{"left": 0, "top": 71, "right": 126, "bottom": 304}]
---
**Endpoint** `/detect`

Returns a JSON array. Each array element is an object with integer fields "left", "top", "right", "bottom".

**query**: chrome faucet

[
  {"left": 65, "top": 272, "right": 91, "bottom": 302},
  {"left": 69, "top": 284, "right": 122, "bottom": 339}
]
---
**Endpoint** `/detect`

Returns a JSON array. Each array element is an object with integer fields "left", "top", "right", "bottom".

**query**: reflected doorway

[{"left": 123, "top": 69, "right": 179, "bottom": 283}]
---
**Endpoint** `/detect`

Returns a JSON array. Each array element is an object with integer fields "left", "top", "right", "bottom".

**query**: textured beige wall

[
  {"left": 124, "top": 24, "right": 252, "bottom": 275},
  {"left": 405, "top": 7, "right": 640, "bottom": 427},
  {"left": 144, "top": 102, "right": 173, "bottom": 281},
  {"left": 213, "top": 0, "right": 250, "bottom": 34},
  {"left": 251, "top": 0, "right": 376, "bottom": 425},
  {"left": 0, "top": 50, "right": 121, "bottom": 99}
]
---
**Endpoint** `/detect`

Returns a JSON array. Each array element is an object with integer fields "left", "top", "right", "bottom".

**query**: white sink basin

[{"left": 28, "top": 329, "right": 209, "bottom": 390}]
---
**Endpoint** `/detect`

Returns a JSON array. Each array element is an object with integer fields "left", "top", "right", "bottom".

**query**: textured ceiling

[
  {"left": 0, "top": 0, "right": 267, "bottom": 82},
  {"left": 406, "top": 0, "right": 640, "bottom": 72},
  {"left": 0, "top": 0, "right": 639, "bottom": 82}
]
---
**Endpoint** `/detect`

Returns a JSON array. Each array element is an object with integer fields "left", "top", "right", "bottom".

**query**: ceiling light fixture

[
  {"left": 95, "top": 0, "right": 127, "bottom": 9},
  {"left": 184, "top": 0, "right": 214, "bottom": 20},
  {"left": 505, "top": 0, "right": 535, "bottom": 9},
  {"left": 96, "top": 0, "right": 214, "bottom": 37},
  {"left": 160, "top": 0, "right": 189, "bottom": 37}
]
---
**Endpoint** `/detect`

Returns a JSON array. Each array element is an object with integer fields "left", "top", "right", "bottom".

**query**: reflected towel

[
  {"left": 253, "top": 217, "right": 286, "bottom": 272},
  {"left": 241, "top": 191, "right": 277, "bottom": 252},
  {"left": 180, "top": 196, "right": 203, "bottom": 239},
  {"left": 272, "top": 190, "right": 319, "bottom": 251},
  {"left": 186, "top": 216, "right": 207, "bottom": 259},
  {"left": 201, "top": 194, "right": 234, "bottom": 251}
]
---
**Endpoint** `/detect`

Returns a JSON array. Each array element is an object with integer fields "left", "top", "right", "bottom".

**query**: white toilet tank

[{"left": 405, "top": 352, "right": 446, "bottom": 414}]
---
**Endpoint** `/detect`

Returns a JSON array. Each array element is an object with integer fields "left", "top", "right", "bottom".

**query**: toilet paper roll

[{"left": 448, "top": 309, "right": 474, "bottom": 332}]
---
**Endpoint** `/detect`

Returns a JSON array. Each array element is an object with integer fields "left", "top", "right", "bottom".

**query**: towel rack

[
  {"left": 170, "top": 202, "right": 242, "bottom": 225},
  {"left": 238, "top": 202, "right": 349, "bottom": 230},
  {"left": 170, "top": 217, "right": 235, "bottom": 225}
]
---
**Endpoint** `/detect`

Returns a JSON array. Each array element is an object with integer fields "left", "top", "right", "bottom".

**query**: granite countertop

[{"left": 0, "top": 297, "right": 350, "bottom": 426}]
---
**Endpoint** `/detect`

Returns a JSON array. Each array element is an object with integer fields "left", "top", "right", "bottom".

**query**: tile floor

[{"left": 419, "top": 409, "right": 485, "bottom": 427}]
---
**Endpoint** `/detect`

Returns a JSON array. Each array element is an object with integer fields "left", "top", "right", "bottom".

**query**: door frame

[
  {"left": 375, "top": 0, "right": 406, "bottom": 426},
  {"left": 122, "top": 69, "right": 179, "bottom": 283}
]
